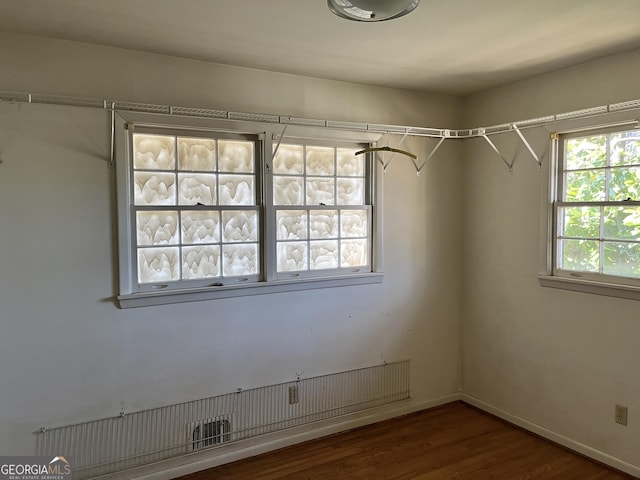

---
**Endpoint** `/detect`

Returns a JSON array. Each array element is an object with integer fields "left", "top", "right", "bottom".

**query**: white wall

[
  {"left": 462, "top": 49, "right": 640, "bottom": 471},
  {"left": 0, "top": 33, "right": 463, "bottom": 455}
]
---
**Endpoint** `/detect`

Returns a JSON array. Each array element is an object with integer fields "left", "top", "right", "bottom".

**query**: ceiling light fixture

[{"left": 328, "top": 0, "right": 420, "bottom": 22}]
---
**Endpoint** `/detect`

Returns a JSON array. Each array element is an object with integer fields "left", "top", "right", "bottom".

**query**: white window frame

[
  {"left": 539, "top": 118, "right": 640, "bottom": 301},
  {"left": 115, "top": 111, "right": 383, "bottom": 308}
]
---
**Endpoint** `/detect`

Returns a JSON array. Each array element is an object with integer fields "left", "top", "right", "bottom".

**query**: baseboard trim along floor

[{"left": 461, "top": 394, "right": 640, "bottom": 479}]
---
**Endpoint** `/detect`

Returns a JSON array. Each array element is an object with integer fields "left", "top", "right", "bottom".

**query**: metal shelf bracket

[
  {"left": 479, "top": 128, "right": 514, "bottom": 172},
  {"left": 511, "top": 124, "right": 541, "bottom": 169},
  {"left": 415, "top": 130, "right": 449, "bottom": 176}
]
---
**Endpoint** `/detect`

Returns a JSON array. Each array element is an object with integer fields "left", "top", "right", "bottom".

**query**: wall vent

[{"left": 189, "top": 417, "right": 231, "bottom": 451}]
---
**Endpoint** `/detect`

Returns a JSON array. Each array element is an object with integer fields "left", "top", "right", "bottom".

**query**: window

[
  {"left": 544, "top": 125, "right": 640, "bottom": 298},
  {"left": 132, "top": 130, "right": 260, "bottom": 289},
  {"left": 273, "top": 142, "right": 370, "bottom": 277},
  {"left": 115, "top": 113, "right": 382, "bottom": 307}
]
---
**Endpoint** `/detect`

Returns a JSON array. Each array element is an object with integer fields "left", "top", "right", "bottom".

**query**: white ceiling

[{"left": 1, "top": 0, "right": 640, "bottom": 95}]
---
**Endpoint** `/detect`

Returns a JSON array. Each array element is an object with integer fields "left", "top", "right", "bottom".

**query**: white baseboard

[
  {"left": 106, "top": 393, "right": 461, "bottom": 480},
  {"left": 461, "top": 394, "right": 640, "bottom": 479}
]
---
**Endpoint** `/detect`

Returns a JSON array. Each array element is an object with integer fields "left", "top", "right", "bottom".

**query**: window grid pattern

[
  {"left": 131, "top": 133, "right": 259, "bottom": 285},
  {"left": 273, "top": 144, "right": 370, "bottom": 274},
  {"left": 556, "top": 128, "right": 640, "bottom": 279}
]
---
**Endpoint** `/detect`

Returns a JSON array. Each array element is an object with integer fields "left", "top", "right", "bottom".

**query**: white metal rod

[
  {"left": 416, "top": 136, "right": 447, "bottom": 174},
  {"left": 481, "top": 134, "right": 514, "bottom": 171},
  {"left": 271, "top": 124, "right": 288, "bottom": 161},
  {"left": 511, "top": 124, "right": 540, "bottom": 167},
  {"left": 109, "top": 107, "right": 115, "bottom": 169}
]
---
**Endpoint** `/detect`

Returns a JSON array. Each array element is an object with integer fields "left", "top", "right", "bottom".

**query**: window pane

[
  {"left": 277, "top": 242, "right": 308, "bottom": 272},
  {"left": 182, "top": 246, "right": 220, "bottom": 279},
  {"left": 133, "top": 134, "right": 175, "bottom": 170},
  {"left": 178, "top": 173, "right": 216, "bottom": 206},
  {"left": 222, "top": 211, "right": 258, "bottom": 243},
  {"left": 337, "top": 148, "right": 363, "bottom": 176},
  {"left": 138, "top": 247, "right": 180, "bottom": 283},
  {"left": 306, "top": 146, "right": 335, "bottom": 175},
  {"left": 310, "top": 240, "right": 339, "bottom": 270},
  {"left": 341, "top": 239, "right": 368, "bottom": 267},
  {"left": 178, "top": 137, "right": 216, "bottom": 171},
  {"left": 273, "top": 176, "right": 304, "bottom": 205},
  {"left": 306, "top": 177, "right": 335, "bottom": 205},
  {"left": 276, "top": 210, "right": 307, "bottom": 240},
  {"left": 309, "top": 210, "right": 338, "bottom": 239},
  {"left": 610, "top": 130, "right": 640, "bottom": 166},
  {"left": 604, "top": 207, "right": 640, "bottom": 240},
  {"left": 181, "top": 211, "right": 220, "bottom": 244},
  {"left": 222, "top": 243, "right": 259, "bottom": 276},
  {"left": 565, "top": 135, "right": 605, "bottom": 170},
  {"left": 273, "top": 144, "right": 303, "bottom": 174},
  {"left": 559, "top": 206, "right": 599, "bottom": 239},
  {"left": 609, "top": 167, "right": 640, "bottom": 201},
  {"left": 137, "top": 211, "right": 179, "bottom": 246},
  {"left": 337, "top": 178, "right": 364, "bottom": 205},
  {"left": 341, "top": 210, "right": 368, "bottom": 238},
  {"left": 218, "top": 140, "right": 254, "bottom": 173},
  {"left": 559, "top": 239, "right": 599, "bottom": 272},
  {"left": 134, "top": 172, "right": 176, "bottom": 205},
  {"left": 603, "top": 242, "right": 640, "bottom": 277},
  {"left": 219, "top": 174, "right": 254, "bottom": 205},
  {"left": 564, "top": 170, "right": 606, "bottom": 202}
]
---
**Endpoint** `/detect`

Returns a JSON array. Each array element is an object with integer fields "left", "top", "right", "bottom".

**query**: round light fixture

[{"left": 328, "top": 0, "right": 420, "bottom": 22}]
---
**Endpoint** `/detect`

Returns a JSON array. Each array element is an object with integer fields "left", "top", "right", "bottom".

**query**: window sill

[
  {"left": 538, "top": 275, "right": 640, "bottom": 301},
  {"left": 118, "top": 272, "right": 384, "bottom": 308}
]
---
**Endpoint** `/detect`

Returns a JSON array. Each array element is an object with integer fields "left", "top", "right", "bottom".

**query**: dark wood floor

[{"left": 177, "top": 401, "right": 635, "bottom": 480}]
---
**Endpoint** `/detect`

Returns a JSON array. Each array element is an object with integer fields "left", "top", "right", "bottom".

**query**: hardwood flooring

[{"left": 177, "top": 401, "right": 635, "bottom": 480}]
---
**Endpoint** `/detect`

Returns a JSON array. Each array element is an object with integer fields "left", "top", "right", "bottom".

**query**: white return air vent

[{"left": 188, "top": 417, "right": 232, "bottom": 451}]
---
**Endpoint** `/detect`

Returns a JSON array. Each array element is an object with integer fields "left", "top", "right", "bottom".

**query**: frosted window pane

[
  {"left": 219, "top": 174, "right": 255, "bottom": 205},
  {"left": 277, "top": 242, "right": 308, "bottom": 272},
  {"left": 219, "top": 140, "right": 254, "bottom": 173},
  {"left": 222, "top": 211, "right": 258, "bottom": 243},
  {"left": 337, "top": 178, "right": 365, "bottom": 205},
  {"left": 178, "top": 137, "right": 216, "bottom": 171},
  {"left": 273, "top": 144, "right": 303, "bottom": 174},
  {"left": 310, "top": 240, "right": 339, "bottom": 270},
  {"left": 341, "top": 210, "right": 368, "bottom": 237},
  {"left": 306, "top": 177, "right": 335, "bottom": 205},
  {"left": 134, "top": 172, "right": 176, "bottom": 205},
  {"left": 341, "top": 239, "right": 368, "bottom": 267},
  {"left": 138, "top": 247, "right": 179, "bottom": 283},
  {"left": 178, "top": 173, "right": 216, "bottom": 206},
  {"left": 223, "top": 244, "right": 259, "bottom": 276},
  {"left": 133, "top": 134, "right": 175, "bottom": 170},
  {"left": 182, "top": 246, "right": 220, "bottom": 279},
  {"left": 181, "top": 211, "right": 220, "bottom": 244},
  {"left": 137, "top": 211, "right": 179, "bottom": 246},
  {"left": 273, "top": 176, "right": 303, "bottom": 205},
  {"left": 276, "top": 210, "right": 307, "bottom": 240},
  {"left": 337, "top": 148, "right": 363, "bottom": 176},
  {"left": 310, "top": 210, "right": 338, "bottom": 239},
  {"left": 306, "top": 146, "right": 335, "bottom": 176}
]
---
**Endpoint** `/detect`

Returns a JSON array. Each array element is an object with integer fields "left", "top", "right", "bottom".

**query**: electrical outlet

[
  {"left": 615, "top": 405, "right": 628, "bottom": 426},
  {"left": 288, "top": 385, "right": 299, "bottom": 405}
]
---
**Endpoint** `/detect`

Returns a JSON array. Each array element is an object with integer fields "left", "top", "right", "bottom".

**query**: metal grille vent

[{"left": 189, "top": 417, "right": 231, "bottom": 451}]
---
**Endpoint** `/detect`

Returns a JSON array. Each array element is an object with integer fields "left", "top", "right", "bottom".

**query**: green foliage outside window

[{"left": 559, "top": 129, "right": 640, "bottom": 278}]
